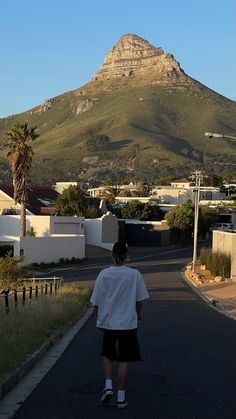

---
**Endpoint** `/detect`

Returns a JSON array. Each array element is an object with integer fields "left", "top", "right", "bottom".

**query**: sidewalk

[
  {"left": 200, "top": 282, "right": 236, "bottom": 319},
  {"left": 185, "top": 271, "right": 236, "bottom": 320}
]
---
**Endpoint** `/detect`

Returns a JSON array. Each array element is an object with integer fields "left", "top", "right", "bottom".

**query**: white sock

[
  {"left": 117, "top": 390, "right": 125, "bottom": 402},
  {"left": 105, "top": 379, "right": 112, "bottom": 389}
]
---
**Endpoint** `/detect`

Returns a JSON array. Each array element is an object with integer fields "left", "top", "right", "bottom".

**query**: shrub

[
  {"left": 0, "top": 253, "right": 26, "bottom": 291},
  {"left": 200, "top": 247, "right": 211, "bottom": 266},
  {"left": 26, "top": 226, "right": 37, "bottom": 237},
  {"left": 211, "top": 252, "right": 231, "bottom": 278},
  {"left": 0, "top": 245, "right": 13, "bottom": 258},
  {"left": 86, "top": 134, "right": 110, "bottom": 151},
  {"left": 200, "top": 247, "right": 231, "bottom": 278}
]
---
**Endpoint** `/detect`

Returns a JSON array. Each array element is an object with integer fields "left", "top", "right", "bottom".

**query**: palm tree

[
  {"left": 102, "top": 180, "right": 121, "bottom": 204},
  {"left": 4, "top": 122, "right": 39, "bottom": 236}
]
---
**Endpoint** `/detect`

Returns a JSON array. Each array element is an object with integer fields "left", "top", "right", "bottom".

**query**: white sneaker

[
  {"left": 117, "top": 400, "right": 128, "bottom": 409},
  {"left": 100, "top": 388, "right": 113, "bottom": 404}
]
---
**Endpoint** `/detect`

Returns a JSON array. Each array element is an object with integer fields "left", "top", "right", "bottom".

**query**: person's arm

[{"left": 136, "top": 301, "right": 143, "bottom": 320}]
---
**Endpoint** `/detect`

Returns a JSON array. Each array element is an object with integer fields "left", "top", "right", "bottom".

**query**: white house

[{"left": 0, "top": 215, "right": 85, "bottom": 265}]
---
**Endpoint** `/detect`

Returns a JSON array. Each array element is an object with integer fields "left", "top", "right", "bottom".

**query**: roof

[
  {"left": 171, "top": 178, "right": 190, "bottom": 183},
  {"left": 0, "top": 184, "right": 59, "bottom": 215}
]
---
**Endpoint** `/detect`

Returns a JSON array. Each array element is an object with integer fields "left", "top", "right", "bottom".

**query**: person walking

[{"left": 90, "top": 241, "right": 149, "bottom": 409}]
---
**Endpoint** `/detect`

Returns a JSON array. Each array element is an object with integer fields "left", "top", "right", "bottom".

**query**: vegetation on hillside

[
  {"left": 86, "top": 134, "right": 111, "bottom": 151},
  {"left": 0, "top": 81, "right": 235, "bottom": 185}
]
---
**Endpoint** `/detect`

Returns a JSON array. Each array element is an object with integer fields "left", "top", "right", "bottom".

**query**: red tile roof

[{"left": 0, "top": 184, "right": 59, "bottom": 215}]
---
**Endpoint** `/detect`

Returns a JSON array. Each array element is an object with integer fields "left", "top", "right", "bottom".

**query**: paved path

[{"left": 11, "top": 248, "right": 236, "bottom": 419}]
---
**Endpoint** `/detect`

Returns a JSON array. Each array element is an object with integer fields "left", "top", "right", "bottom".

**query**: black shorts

[{"left": 101, "top": 328, "right": 142, "bottom": 362}]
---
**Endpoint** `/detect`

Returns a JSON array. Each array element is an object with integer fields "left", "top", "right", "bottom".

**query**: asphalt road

[{"left": 14, "top": 247, "right": 236, "bottom": 419}]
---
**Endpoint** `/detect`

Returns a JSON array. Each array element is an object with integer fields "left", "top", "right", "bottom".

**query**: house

[
  {"left": 87, "top": 183, "right": 142, "bottom": 198},
  {"left": 170, "top": 178, "right": 191, "bottom": 188},
  {"left": 54, "top": 181, "right": 89, "bottom": 194},
  {"left": 0, "top": 184, "right": 59, "bottom": 215},
  {"left": 0, "top": 215, "right": 85, "bottom": 265}
]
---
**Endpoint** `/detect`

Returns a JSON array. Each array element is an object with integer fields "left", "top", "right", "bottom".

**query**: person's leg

[
  {"left": 116, "top": 362, "right": 129, "bottom": 408},
  {"left": 116, "top": 329, "right": 141, "bottom": 408},
  {"left": 117, "top": 362, "right": 129, "bottom": 390},
  {"left": 102, "top": 356, "right": 113, "bottom": 381},
  {"left": 100, "top": 330, "right": 116, "bottom": 404},
  {"left": 101, "top": 357, "right": 114, "bottom": 403}
]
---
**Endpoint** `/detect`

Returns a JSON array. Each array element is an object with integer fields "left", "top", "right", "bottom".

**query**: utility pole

[{"left": 192, "top": 170, "right": 202, "bottom": 272}]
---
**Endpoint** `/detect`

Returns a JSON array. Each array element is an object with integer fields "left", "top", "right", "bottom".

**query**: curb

[
  {"left": 0, "top": 305, "right": 94, "bottom": 401},
  {"left": 183, "top": 269, "right": 236, "bottom": 321}
]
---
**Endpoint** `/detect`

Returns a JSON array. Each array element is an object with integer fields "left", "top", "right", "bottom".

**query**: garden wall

[{"left": 212, "top": 230, "right": 236, "bottom": 281}]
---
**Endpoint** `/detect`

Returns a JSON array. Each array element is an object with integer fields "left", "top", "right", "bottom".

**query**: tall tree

[
  {"left": 165, "top": 199, "right": 194, "bottom": 243},
  {"left": 5, "top": 122, "right": 39, "bottom": 236},
  {"left": 102, "top": 180, "right": 120, "bottom": 204},
  {"left": 55, "top": 185, "right": 101, "bottom": 218}
]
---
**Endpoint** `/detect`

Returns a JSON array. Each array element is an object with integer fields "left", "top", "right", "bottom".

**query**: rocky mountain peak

[{"left": 92, "top": 33, "right": 190, "bottom": 85}]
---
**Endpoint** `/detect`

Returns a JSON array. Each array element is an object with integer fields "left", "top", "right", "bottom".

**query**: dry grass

[{"left": 0, "top": 283, "right": 91, "bottom": 384}]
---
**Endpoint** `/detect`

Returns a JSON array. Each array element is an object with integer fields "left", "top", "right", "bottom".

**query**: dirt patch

[{"left": 186, "top": 266, "right": 215, "bottom": 286}]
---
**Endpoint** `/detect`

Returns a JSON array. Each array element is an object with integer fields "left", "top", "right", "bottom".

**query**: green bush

[
  {"left": 200, "top": 247, "right": 231, "bottom": 278},
  {"left": 0, "top": 245, "right": 13, "bottom": 258},
  {"left": 200, "top": 247, "right": 211, "bottom": 267},
  {"left": 0, "top": 253, "right": 27, "bottom": 291}
]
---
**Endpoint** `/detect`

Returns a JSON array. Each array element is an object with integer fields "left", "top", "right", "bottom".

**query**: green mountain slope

[{"left": 0, "top": 34, "right": 236, "bottom": 185}]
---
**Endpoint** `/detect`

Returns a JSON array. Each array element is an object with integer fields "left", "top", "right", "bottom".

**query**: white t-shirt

[{"left": 90, "top": 265, "right": 149, "bottom": 330}]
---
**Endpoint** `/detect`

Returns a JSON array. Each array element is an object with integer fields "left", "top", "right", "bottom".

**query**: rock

[
  {"left": 75, "top": 98, "right": 97, "bottom": 115},
  {"left": 31, "top": 99, "right": 55, "bottom": 114},
  {"left": 91, "top": 34, "right": 191, "bottom": 87},
  {"left": 214, "top": 276, "right": 222, "bottom": 283}
]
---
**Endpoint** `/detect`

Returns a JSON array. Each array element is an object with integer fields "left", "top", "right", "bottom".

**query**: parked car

[{"left": 209, "top": 223, "right": 234, "bottom": 232}]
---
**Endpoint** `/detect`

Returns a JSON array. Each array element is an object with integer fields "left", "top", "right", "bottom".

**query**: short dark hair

[{"left": 112, "top": 241, "right": 128, "bottom": 264}]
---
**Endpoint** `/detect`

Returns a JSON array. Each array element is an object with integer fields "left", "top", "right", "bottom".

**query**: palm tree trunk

[{"left": 20, "top": 200, "right": 26, "bottom": 236}]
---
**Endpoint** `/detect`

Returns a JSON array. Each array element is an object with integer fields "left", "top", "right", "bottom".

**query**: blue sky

[{"left": 0, "top": 0, "right": 235, "bottom": 117}]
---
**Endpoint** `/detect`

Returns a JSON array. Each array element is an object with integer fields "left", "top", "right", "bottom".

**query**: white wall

[
  {"left": 0, "top": 215, "right": 21, "bottom": 235},
  {"left": 20, "top": 235, "right": 85, "bottom": 265},
  {"left": 212, "top": 230, "right": 236, "bottom": 280},
  {"left": 85, "top": 212, "right": 119, "bottom": 250},
  {"left": 0, "top": 215, "right": 85, "bottom": 265},
  {"left": 85, "top": 218, "right": 102, "bottom": 247},
  {"left": 150, "top": 187, "right": 192, "bottom": 204},
  {"left": 115, "top": 196, "right": 150, "bottom": 204},
  {"left": 0, "top": 215, "right": 84, "bottom": 237}
]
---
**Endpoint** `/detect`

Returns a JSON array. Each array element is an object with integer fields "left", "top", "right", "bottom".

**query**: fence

[{"left": 0, "top": 276, "right": 63, "bottom": 314}]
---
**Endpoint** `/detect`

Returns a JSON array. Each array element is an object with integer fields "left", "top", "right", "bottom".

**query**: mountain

[{"left": 0, "top": 33, "right": 236, "bottom": 185}]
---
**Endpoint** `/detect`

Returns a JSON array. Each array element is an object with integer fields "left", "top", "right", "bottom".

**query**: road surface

[{"left": 13, "top": 246, "right": 236, "bottom": 418}]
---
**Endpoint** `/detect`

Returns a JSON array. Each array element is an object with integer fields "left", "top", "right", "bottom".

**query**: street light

[
  {"left": 205, "top": 132, "right": 236, "bottom": 140},
  {"left": 192, "top": 171, "right": 201, "bottom": 272}
]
